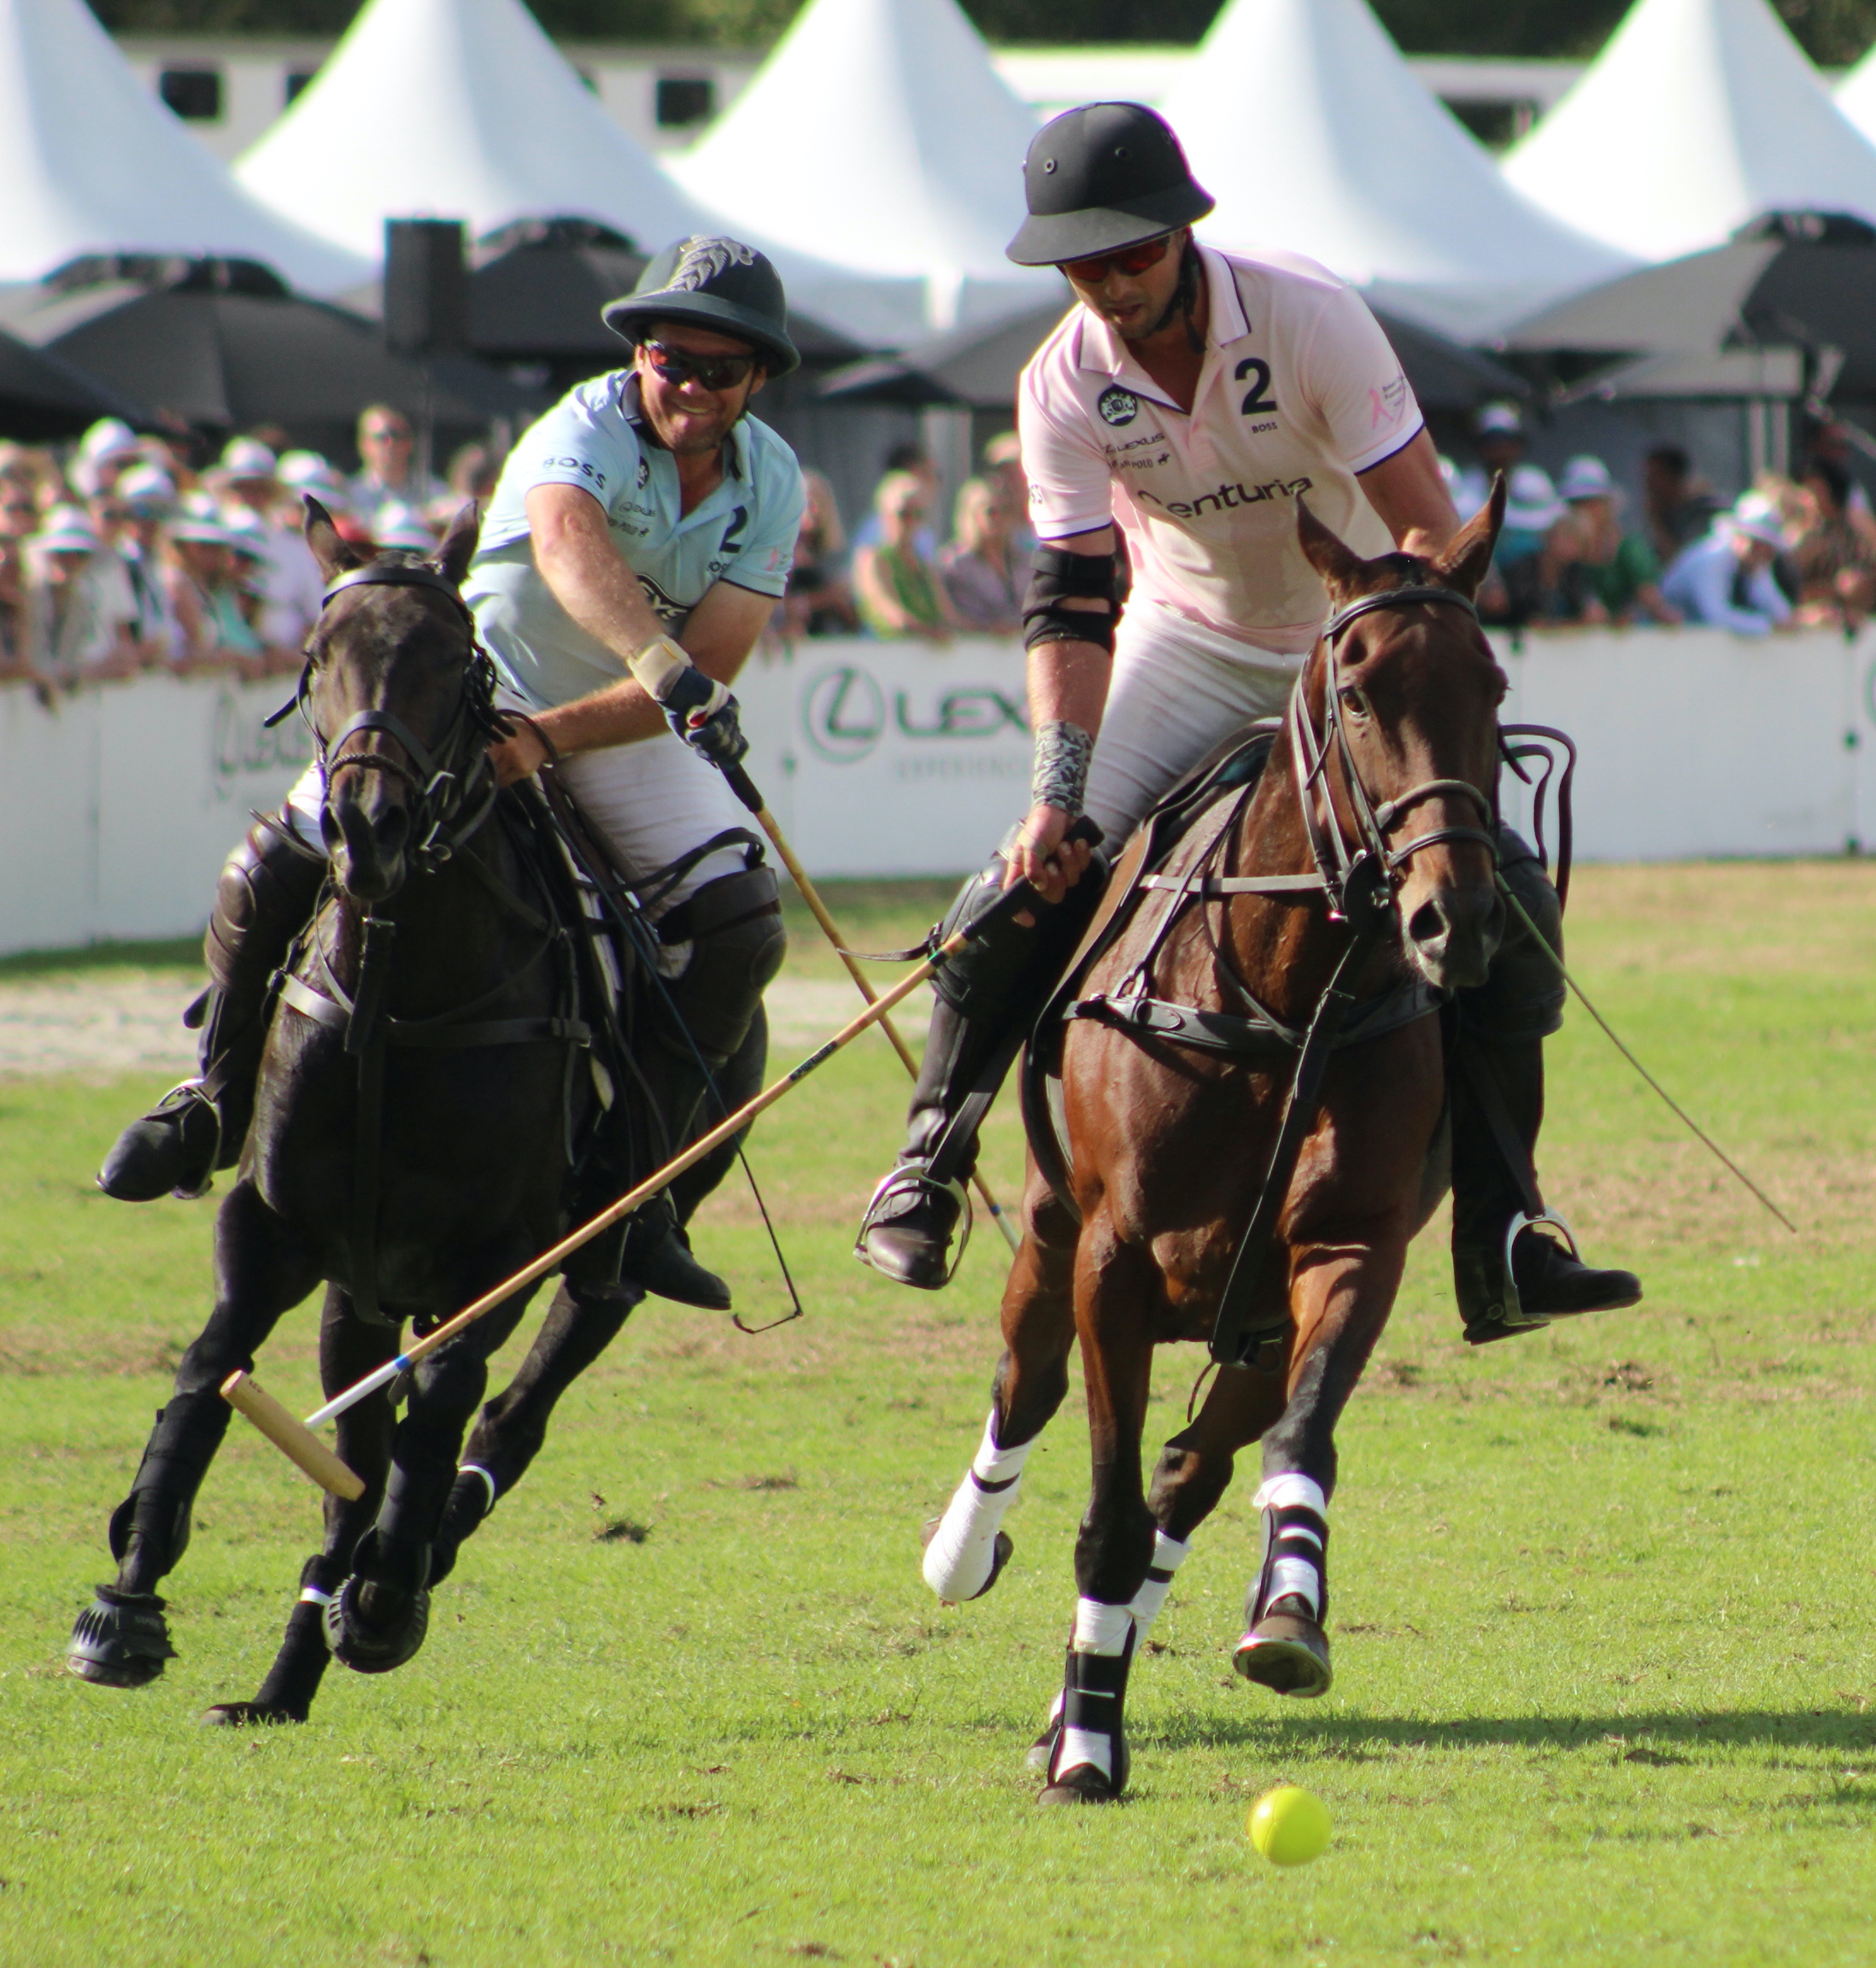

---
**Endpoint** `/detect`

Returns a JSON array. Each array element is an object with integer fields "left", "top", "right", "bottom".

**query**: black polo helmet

[
  {"left": 1005, "top": 102, "right": 1214, "bottom": 267},
  {"left": 602, "top": 234, "right": 800, "bottom": 377}
]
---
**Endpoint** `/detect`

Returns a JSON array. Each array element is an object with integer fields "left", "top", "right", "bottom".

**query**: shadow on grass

[
  {"left": 0, "top": 937, "right": 203, "bottom": 980},
  {"left": 1142, "top": 1708, "right": 1876, "bottom": 1756}
]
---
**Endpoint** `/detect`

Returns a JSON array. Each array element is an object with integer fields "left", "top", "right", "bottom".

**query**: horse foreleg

[
  {"left": 329, "top": 1265, "right": 542, "bottom": 1677},
  {"left": 205, "top": 1285, "right": 396, "bottom": 1725},
  {"left": 1040, "top": 1214, "right": 1158, "bottom": 1806},
  {"left": 1234, "top": 1239, "right": 1406, "bottom": 1700},
  {"left": 67, "top": 1179, "right": 320, "bottom": 1690},
  {"left": 431, "top": 1274, "right": 642, "bottom": 1581},
  {"left": 922, "top": 1168, "right": 1078, "bottom": 1604}
]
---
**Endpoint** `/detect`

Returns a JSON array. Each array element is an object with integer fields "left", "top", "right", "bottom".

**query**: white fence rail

[{"left": 5, "top": 627, "right": 1874, "bottom": 957}]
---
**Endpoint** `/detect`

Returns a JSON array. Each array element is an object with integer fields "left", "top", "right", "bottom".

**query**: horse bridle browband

[{"left": 1292, "top": 583, "right": 1499, "bottom": 916}]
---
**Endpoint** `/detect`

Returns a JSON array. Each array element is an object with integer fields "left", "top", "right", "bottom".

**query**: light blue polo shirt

[{"left": 466, "top": 371, "right": 804, "bottom": 710}]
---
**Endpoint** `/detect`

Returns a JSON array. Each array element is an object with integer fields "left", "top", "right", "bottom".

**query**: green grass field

[{"left": 2, "top": 864, "right": 1874, "bottom": 1967}]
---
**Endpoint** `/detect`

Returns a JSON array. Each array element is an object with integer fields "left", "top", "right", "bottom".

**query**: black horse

[{"left": 66, "top": 503, "right": 688, "bottom": 1721}]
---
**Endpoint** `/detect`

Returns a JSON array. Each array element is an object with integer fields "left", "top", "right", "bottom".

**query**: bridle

[
  {"left": 1288, "top": 583, "right": 1499, "bottom": 920},
  {"left": 269, "top": 558, "right": 508, "bottom": 872}
]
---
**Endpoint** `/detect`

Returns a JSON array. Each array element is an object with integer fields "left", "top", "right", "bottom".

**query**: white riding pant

[
  {"left": 1082, "top": 599, "right": 1307, "bottom": 851},
  {"left": 284, "top": 713, "right": 751, "bottom": 916}
]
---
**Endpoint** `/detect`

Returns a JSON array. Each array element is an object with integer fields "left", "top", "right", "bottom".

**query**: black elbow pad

[{"left": 1023, "top": 545, "right": 1120, "bottom": 653}]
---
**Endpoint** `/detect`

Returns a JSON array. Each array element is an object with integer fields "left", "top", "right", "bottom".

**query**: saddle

[{"left": 1018, "top": 723, "right": 1441, "bottom": 1229}]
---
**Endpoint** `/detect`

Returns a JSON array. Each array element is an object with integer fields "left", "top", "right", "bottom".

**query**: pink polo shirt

[{"left": 1019, "top": 243, "right": 1423, "bottom": 655}]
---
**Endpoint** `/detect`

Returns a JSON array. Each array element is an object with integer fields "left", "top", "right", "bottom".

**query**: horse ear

[
  {"left": 303, "top": 496, "right": 362, "bottom": 582},
  {"left": 1430, "top": 472, "right": 1507, "bottom": 599},
  {"left": 1297, "top": 496, "right": 1367, "bottom": 600},
  {"left": 432, "top": 501, "right": 481, "bottom": 589}
]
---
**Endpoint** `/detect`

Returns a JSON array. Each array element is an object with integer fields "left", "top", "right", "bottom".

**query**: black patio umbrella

[
  {"left": 818, "top": 291, "right": 1527, "bottom": 414},
  {"left": 469, "top": 216, "right": 870, "bottom": 397},
  {"left": 0, "top": 256, "right": 536, "bottom": 461},
  {"left": 1505, "top": 212, "right": 1876, "bottom": 398},
  {"left": 0, "top": 324, "right": 149, "bottom": 441}
]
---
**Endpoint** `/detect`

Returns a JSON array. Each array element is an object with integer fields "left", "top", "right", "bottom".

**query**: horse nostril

[
  {"left": 1408, "top": 897, "right": 1448, "bottom": 951},
  {"left": 373, "top": 805, "right": 410, "bottom": 856}
]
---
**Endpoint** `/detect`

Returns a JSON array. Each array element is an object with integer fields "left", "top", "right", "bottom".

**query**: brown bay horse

[{"left": 921, "top": 490, "right": 1519, "bottom": 1802}]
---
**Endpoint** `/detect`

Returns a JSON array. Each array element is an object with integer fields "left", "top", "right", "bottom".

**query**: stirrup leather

[{"left": 854, "top": 1165, "right": 973, "bottom": 1285}]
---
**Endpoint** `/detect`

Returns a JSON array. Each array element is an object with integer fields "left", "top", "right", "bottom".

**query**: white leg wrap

[
  {"left": 1252, "top": 1473, "right": 1328, "bottom": 1621},
  {"left": 1056, "top": 1597, "right": 1134, "bottom": 1782},
  {"left": 460, "top": 1463, "right": 498, "bottom": 1512},
  {"left": 1253, "top": 1473, "right": 1327, "bottom": 1516},
  {"left": 922, "top": 1414, "right": 1032, "bottom": 1601},
  {"left": 1129, "top": 1530, "right": 1192, "bottom": 1643},
  {"left": 297, "top": 1586, "right": 332, "bottom": 1606}
]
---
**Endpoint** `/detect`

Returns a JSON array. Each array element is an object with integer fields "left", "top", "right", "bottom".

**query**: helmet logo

[
  {"left": 1098, "top": 386, "right": 1139, "bottom": 428},
  {"left": 670, "top": 236, "right": 757, "bottom": 291}
]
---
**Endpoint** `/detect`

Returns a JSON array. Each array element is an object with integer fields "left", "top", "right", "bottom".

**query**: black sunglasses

[{"left": 641, "top": 339, "right": 759, "bottom": 392}]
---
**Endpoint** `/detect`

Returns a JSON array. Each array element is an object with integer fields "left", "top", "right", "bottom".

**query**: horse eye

[{"left": 1340, "top": 687, "right": 1369, "bottom": 718}]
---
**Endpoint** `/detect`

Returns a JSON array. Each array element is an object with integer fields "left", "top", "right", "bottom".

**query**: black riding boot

[
  {"left": 856, "top": 845, "right": 1106, "bottom": 1291},
  {"left": 611, "top": 865, "right": 786, "bottom": 1309},
  {"left": 1450, "top": 1034, "right": 1642, "bottom": 1343},
  {"left": 1449, "top": 830, "right": 1640, "bottom": 1343},
  {"left": 98, "top": 814, "right": 325, "bottom": 1202}
]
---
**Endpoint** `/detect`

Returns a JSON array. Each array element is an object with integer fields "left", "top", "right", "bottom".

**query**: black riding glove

[{"left": 662, "top": 667, "right": 749, "bottom": 767}]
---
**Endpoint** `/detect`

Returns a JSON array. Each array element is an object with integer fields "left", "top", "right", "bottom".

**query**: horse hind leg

[
  {"left": 430, "top": 1270, "right": 642, "bottom": 1584},
  {"left": 204, "top": 1287, "right": 396, "bottom": 1725},
  {"left": 923, "top": 1171, "right": 1078, "bottom": 1605}
]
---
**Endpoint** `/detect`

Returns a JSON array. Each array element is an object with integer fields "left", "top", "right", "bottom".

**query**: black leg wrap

[
  {"left": 428, "top": 1465, "right": 499, "bottom": 1587},
  {"left": 97, "top": 813, "right": 325, "bottom": 1202},
  {"left": 857, "top": 846, "right": 1107, "bottom": 1291},
  {"left": 67, "top": 1584, "right": 177, "bottom": 1689},
  {"left": 108, "top": 1391, "right": 234, "bottom": 1589},
  {"left": 1234, "top": 1495, "right": 1333, "bottom": 1699},
  {"left": 1040, "top": 1629, "right": 1134, "bottom": 1804}
]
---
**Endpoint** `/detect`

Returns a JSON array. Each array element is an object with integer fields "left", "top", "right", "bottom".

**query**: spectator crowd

[
  {"left": 7, "top": 403, "right": 1874, "bottom": 695},
  {"left": 0, "top": 407, "right": 496, "bottom": 689},
  {"left": 1443, "top": 403, "right": 1876, "bottom": 639}
]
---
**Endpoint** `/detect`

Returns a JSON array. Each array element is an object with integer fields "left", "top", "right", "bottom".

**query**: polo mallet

[
  {"left": 623, "top": 642, "right": 1023, "bottom": 1254},
  {"left": 220, "top": 822, "right": 1097, "bottom": 1499}
]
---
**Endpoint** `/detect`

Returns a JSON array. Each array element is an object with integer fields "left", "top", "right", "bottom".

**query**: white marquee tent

[
  {"left": 0, "top": 0, "right": 366, "bottom": 294},
  {"left": 1833, "top": 38, "right": 1876, "bottom": 149},
  {"left": 1159, "top": 0, "right": 1633, "bottom": 342},
  {"left": 1504, "top": 0, "right": 1876, "bottom": 265},
  {"left": 670, "top": 0, "right": 1051, "bottom": 331},
  {"left": 236, "top": 0, "right": 928, "bottom": 348}
]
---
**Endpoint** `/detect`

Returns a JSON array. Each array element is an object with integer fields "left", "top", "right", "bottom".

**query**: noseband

[
  {"left": 1288, "top": 583, "right": 1498, "bottom": 917},
  {"left": 273, "top": 558, "right": 507, "bottom": 870}
]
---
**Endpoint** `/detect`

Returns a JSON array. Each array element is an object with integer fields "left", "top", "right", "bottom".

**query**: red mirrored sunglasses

[
  {"left": 642, "top": 339, "right": 759, "bottom": 392},
  {"left": 1058, "top": 233, "right": 1176, "bottom": 284}
]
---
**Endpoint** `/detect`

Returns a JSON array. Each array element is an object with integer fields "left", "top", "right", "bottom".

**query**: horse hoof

[
  {"left": 918, "top": 1518, "right": 1013, "bottom": 1602},
  {"left": 1233, "top": 1610, "right": 1333, "bottom": 1698},
  {"left": 1026, "top": 1713, "right": 1060, "bottom": 1773},
  {"left": 324, "top": 1575, "right": 431, "bottom": 1675},
  {"left": 200, "top": 1701, "right": 304, "bottom": 1727},
  {"left": 1037, "top": 1761, "right": 1124, "bottom": 1806},
  {"left": 67, "top": 1587, "right": 175, "bottom": 1688}
]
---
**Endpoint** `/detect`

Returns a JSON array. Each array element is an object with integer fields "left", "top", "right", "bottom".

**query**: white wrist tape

[{"left": 627, "top": 634, "right": 691, "bottom": 704}]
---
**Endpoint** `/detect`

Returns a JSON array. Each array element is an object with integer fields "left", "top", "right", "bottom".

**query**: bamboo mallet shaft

[{"left": 225, "top": 876, "right": 1055, "bottom": 1475}]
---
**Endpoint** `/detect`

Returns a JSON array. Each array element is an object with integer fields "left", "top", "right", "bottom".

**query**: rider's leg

[
  {"left": 554, "top": 733, "right": 784, "bottom": 1309},
  {"left": 857, "top": 602, "right": 1301, "bottom": 1290},
  {"left": 98, "top": 805, "right": 325, "bottom": 1201},
  {"left": 1449, "top": 829, "right": 1641, "bottom": 1343}
]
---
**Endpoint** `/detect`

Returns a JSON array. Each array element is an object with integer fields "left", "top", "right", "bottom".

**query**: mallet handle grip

[{"left": 221, "top": 1371, "right": 366, "bottom": 1499}]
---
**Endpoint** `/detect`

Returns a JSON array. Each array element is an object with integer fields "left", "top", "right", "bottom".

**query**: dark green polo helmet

[{"left": 602, "top": 234, "right": 800, "bottom": 377}]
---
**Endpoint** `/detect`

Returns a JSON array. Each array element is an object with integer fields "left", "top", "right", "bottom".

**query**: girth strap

[{"left": 1209, "top": 855, "right": 1398, "bottom": 1369}]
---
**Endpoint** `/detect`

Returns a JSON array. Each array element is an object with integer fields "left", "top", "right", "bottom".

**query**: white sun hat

[
  {"left": 1557, "top": 455, "right": 1615, "bottom": 503},
  {"left": 1503, "top": 463, "right": 1564, "bottom": 532}
]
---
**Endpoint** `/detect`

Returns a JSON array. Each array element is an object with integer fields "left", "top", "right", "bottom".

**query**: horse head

[
  {"left": 302, "top": 496, "right": 486, "bottom": 906},
  {"left": 1296, "top": 479, "right": 1509, "bottom": 992}
]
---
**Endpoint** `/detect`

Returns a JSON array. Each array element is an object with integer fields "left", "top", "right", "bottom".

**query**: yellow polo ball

[{"left": 1247, "top": 1785, "right": 1331, "bottom": 1866}]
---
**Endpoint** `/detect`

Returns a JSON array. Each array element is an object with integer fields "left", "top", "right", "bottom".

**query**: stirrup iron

[{"left": 854, "top": 1166, "right": 974, "bottom": 1286}]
